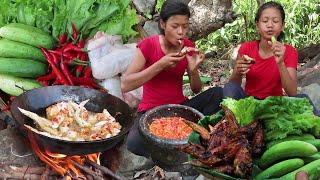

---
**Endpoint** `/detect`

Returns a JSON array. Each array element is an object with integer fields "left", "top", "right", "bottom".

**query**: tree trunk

[{"left": 188, "top": 0, "right": 236, "bottom": 40}]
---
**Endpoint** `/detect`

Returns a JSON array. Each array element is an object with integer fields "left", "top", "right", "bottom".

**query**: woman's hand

[
  {"left": 268, "top": 40, "right": 286, "bottom": 64},
  {"left": 158, "top": 52, "right": 185, "bottom": 70},
  {"left": 185, "top": 47, "right": 205, "bottom": 72},
  {"left": 234, "top": 55, "right": 255, "bottom": 75}
]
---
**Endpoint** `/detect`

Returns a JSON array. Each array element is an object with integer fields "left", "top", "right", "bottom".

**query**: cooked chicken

[{"left": 19, "top": 100, "right": 121, "bottom": 141}]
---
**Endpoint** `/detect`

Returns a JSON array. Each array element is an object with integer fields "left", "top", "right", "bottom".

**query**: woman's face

[
  {"left": 256, "top": 7, "right": 284, "bottom": 41},
  {"left": 160, "top": 15, "right": 189, "bottom": 46}
]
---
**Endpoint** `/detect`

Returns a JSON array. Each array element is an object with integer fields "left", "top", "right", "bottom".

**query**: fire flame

[{"left": 28, "top": 133, "right": 100, "bottom": 178}]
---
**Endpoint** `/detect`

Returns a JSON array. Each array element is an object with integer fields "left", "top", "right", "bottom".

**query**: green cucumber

[
  {"left": 0, "top": 58, "right": 47, "bottom": 78},
  {"left": 255, "top": 158, "right": 304, "bottom": 179},
  {"left": 271, "top": 36, "right": 277, "bottom": 43},
  {"left": 266, "top": 134, "right": 316, "bottom": 149},
  {"left": 302, "top": 152, "right": 320, "bottom": 164},
  {"left": 0, "top": 73, "right": 42, "bottom": 96},
  {"left": 304, "top": 139, "right": 320, "bottom": 150},
  {"left": 259, "top": 140, "right": 317, "bottom": 169},
  {"left": 0, "top": 39, "right": 45, "bottom": 62},
  {"left": 281, "top": 159, "right": 320, "bottom": 180},
  {"left": 0, "top": 23, "right": 55, "bottom": 49}
]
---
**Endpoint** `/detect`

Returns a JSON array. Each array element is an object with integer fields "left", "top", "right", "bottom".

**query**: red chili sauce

[{"left": 149, "top": 117, "right": 192, "bottom": 139}]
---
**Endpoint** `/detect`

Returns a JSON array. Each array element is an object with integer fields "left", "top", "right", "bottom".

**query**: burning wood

[{"left": 26, "top": 132, "right": 121, "bottom": 179}]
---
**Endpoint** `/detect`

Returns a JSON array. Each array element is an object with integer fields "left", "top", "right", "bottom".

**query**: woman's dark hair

[
  {"left": 158, "top": 0, "right": 190, "bottom": 35},
  {"left": 255, "top": 1, "right": 285, "bottom": 41}
]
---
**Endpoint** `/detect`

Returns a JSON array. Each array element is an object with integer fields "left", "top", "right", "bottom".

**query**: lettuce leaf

[
  {"left": 0, "top": 0, "right": 138, "bottom": 41},
  {"left": 222, "top": 96, "right": 320, "bottom": 142}
]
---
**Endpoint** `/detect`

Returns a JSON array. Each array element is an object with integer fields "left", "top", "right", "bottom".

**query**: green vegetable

[
  {"left": 0, "top": 0, "right": 138, "bottom": 40},
  {"left": 222, "top": 96, "right": 320, "bottom": 142},
  {"left": 281, "top": 159, "right": 320, "bottom": 180},
  {"left": 255, "top": 158, "right": 304, "bottom": 179},
  {"left": 0, "top": 39, "right": 45, "bottom": 62},
  {"left": 271, "top": 36, "right": 277, "bottom": 43},
  {"left": 0, "top": 73, "right": 42, "bottom": 96},
  {"left": 259, "top": 140, "right": 317, "bottom": 169},
  {"left": 302, "top": 152, "right": 320, "bottom": 164},
  {"left": 0, "top": 58, "right": 47, "bottom": 78},
  {"left": 266, "top": 134, "right": 316, "bottom": 149},
  {"left": 304, "top": 139, "right": 320, "bottom": 150},
  {"left": 0, "top": 23, "right": 55, "bottom": 49}
]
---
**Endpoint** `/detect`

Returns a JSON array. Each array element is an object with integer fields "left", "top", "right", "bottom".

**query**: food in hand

[
  {"left": 19, "top": 100, "right": 121, "bottom": 141},
  {"left": 271, "top": 36, "right": 277, "bottom": 43},
  {"left": 177, "top": 46, "right": 189, "bottom": 56}
]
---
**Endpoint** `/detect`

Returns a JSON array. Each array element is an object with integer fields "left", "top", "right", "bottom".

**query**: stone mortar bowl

[{"left": 139, "top": 104, "right": 204, "bottom": 172}]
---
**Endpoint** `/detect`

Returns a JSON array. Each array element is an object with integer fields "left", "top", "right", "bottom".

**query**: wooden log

[
  {"left": 70, "top": 160, "right": 104, "bottom": 180},
  {"left": 85, "top": 159, "right": 122, "bottom": 180}
]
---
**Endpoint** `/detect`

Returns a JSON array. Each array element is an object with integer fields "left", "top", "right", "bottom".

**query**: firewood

[
  {"left": 85, "top": 158, "right": 122, "bottom": 180},
  {"left": 70, "top": 160, "right": 104, "bottom": 180}
]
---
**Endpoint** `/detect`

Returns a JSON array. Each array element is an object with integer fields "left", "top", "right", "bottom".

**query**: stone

[
  {"left": 0, "top": 128, "right": 41, "bottom": 166},
  {"left": 300, "top": 83, "right": 320, "bottom": 109},
  {"left": 116, "top": 144, "right": 155, "bottom": 178},
  {"left": 133, "top": 0, "right": 156, "bottom": 14},
  {"left": 143, "top": 21, "right": 160, "bottom": 36}
]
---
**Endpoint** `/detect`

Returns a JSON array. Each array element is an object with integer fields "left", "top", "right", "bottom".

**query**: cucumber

[
  {"left": 0, "top": 58, "right": 47, "bottom": 78},
  {"left": 0, "top": 39, "right": 45, "bottom": 62},
  {"left": 255, "top": 158, "right": 304, "bottom": 179},
  {"left": 271, "top": 36, "right": 277, "bottom": 43},
  {"left": 0, "top": 23, "right": 55, "bottom": 49},
  {"left": 259, "top": 140, "right": 317, "bottom": 169},
  {"left": 0, "top": 73, "right": 42, "bottom": 96},
  {"left": 304, "top": 139, "right": 320, "bottom": 150},
  {"left": 266, "top": 134, "right": 316, "bottom": 149},
  {"left": 302, "top": 152, "right": 320, "bottom": 164},
  {"left": 281, "top": 159, "right": 320, "bottom": 180}
]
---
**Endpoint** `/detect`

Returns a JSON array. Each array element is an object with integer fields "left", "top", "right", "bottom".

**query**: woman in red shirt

[
  {"left": 121, "top": 0, "right": 223, "bottom": 157},
  {"left": 223, "top": 1, "right": 319, "bottom": 115}
]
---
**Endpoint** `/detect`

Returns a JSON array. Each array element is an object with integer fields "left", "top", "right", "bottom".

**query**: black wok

[{"left": 10, "top": 85, "right": 134, "bottom": 155}]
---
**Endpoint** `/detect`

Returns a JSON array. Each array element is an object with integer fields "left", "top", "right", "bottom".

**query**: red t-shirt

[
  {"left": 137, "top": 35, "right": 194, "bottom": 112},
  {"left": 238, "top": 41, "right": 298, "bottom": 99}
]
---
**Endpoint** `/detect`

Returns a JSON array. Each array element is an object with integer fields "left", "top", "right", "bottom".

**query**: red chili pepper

[
  {"left": 41, "top": 48, "right": 70, "bottom": 85},
  {"left": 38, "top": 80, "right": 49, "bottom": 87},
  {"left": 52, "top": 78, "right": 61, "bottom": 85},
  {"left": 71, "top": 23, "right": 78, "bottom": 40},
  {"left": 60, "top": 62, "right": 74, "bottom": 85},
  {"left": 84, "top": 67, "right": 92, "bottom": 78},
  {"left": 71, "top": 77, "right": 99, "bottom": 88},
  {"left": 36, "top": 71, "right": 56, "bottom": 81},
  {"left": 59, "top": 32, "right": 68, "bottom": 45},
  {"left": 78, "top": 39, "right": 85, "bottom": 48},
  {"left": 75, "top": 65, "right": 84, "bottom": 77},
  {"left": 63, "top": 43, "right": 83, "bottom": 53}
]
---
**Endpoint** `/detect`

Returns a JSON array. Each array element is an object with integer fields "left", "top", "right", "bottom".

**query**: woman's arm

[
  {"left": 278, "top": 65, "right": 297, "bottom": 96},
  {"left": 186, "top": 48, "right": 205, "bottom": 94},
  {"left": 188, "top": 69, "right": 202, "bottom": 94},
  {"left": 121, "top": 49, "right": 184, "bottom": 93},
  {"left": 229, "top": 54, "right": 254, "bottom": 84},
  {"left": 270, "top": 41, "right": 297, "bottom": 96},
  {"left": 121, "top": 49, "right": 161, "bottom": 93}
]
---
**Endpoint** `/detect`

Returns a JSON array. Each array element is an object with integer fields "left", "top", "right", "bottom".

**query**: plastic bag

[
  {"left": 87, "top": 32, "right": 136, "bottom": 80},
  {"left": 100, "top": 76, "right": 123, "bottom": 100}
]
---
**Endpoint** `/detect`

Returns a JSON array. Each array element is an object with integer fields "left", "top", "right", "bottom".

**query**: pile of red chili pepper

[{"left": 37, "top": 24, "right": 100, "bottom": 89}]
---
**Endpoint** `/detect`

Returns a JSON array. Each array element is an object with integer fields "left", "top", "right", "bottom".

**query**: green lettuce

[
  {"left": 0, "top": 0, "right": 138, "bottom": 41},
  {"left": 222, "top": 96, "right": 320, "bottom": 142}
]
